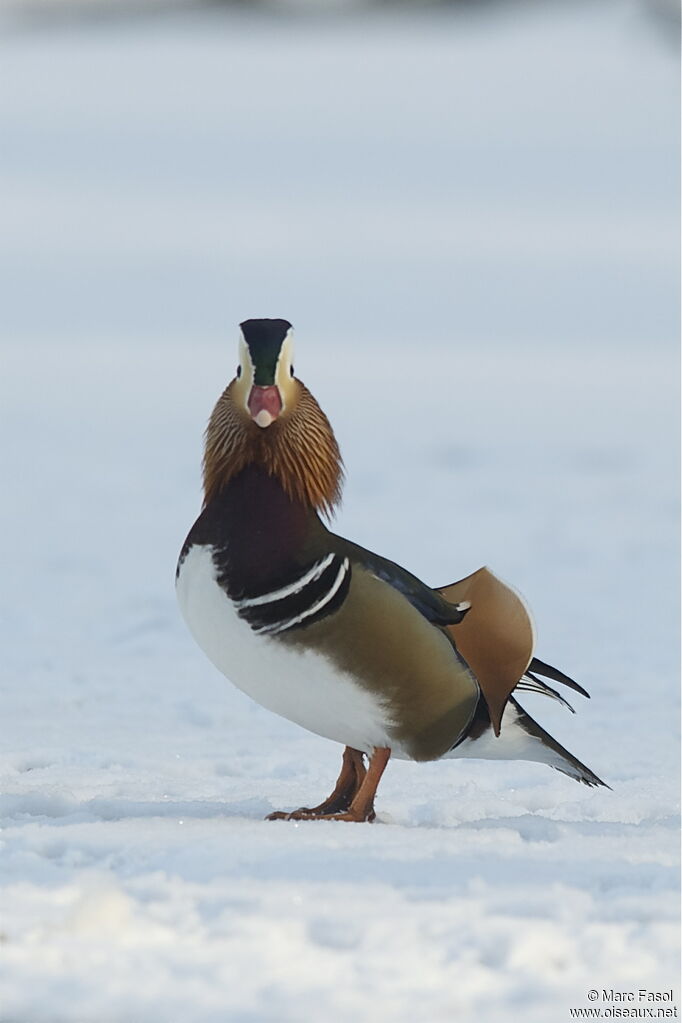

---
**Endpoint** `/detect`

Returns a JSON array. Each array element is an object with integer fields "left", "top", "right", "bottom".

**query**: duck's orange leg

[{"left": 266, "top": 747, "right": 390, "bottom": 822}]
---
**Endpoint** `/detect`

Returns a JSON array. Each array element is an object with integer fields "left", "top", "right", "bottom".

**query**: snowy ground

[{"left": 0, "top": 3, "right": 679, "bottom": 1022}]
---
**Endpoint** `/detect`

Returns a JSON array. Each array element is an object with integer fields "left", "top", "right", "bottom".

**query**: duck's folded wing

[
  {"left": 331, "top": 540, "right": 583, "bottom": 740},
  {"left": 437, "top": 567, "right": 535, "bottom": 736},
  {"left": 330, "top": 538, "right": 535, "bottom": 738}
]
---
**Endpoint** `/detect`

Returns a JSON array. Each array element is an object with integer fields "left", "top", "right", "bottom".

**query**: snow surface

[{"left": 0, "top": 3, "right": 679, "bottom": 1021}]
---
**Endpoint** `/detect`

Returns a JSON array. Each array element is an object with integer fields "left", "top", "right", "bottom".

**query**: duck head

[
  {"left": 233, "top": 318, "right": 295, "bottom": 429},
  {"left": 202, "top": 319, "right": 344, "bottom": 516}
]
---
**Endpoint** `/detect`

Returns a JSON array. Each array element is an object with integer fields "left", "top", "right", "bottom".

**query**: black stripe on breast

[{"left": 234, "top": 555, "right": 351, "bottom": 636}]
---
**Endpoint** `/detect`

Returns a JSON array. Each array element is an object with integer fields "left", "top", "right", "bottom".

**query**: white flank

[
  {"left": 235, "top": 552, "right": 336, "bottom": 609},
  {"left": 176, "top": 545, "right": 393, "bottom": 755},
  {"left": 256, "top": 558, "right": 349, "bottom": 636}
]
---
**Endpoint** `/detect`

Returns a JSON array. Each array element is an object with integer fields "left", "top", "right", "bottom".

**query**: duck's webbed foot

[{"left": 266, "top": 746, "right": 390, "bottom": 823}]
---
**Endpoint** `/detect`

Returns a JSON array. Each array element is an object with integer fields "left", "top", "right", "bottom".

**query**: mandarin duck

[{"left": 176, "top": 319, "right": 606, "bottom": 822}]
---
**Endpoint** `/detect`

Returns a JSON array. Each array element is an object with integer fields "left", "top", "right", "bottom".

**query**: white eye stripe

[
  {"left": 275, "top": 330, "right": 295, "bottom": 385},
  {"left": 236, "top": 336, "right": 254, "bottom": 389},
  {"left": 255, "top": 558, "right": 350, "bottom": 636},
  {"left": 234, "top": 553, "right": 336, "bottom": 609}
]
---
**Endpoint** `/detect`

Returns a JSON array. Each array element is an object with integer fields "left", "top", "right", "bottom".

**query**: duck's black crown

[{"left": 240, "top": 319, "right": 292, "bottom": 386}]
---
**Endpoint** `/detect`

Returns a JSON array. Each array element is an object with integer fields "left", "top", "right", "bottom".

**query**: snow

[{"left": 0, "top": 2, "right": 679, "bottom": 1021}]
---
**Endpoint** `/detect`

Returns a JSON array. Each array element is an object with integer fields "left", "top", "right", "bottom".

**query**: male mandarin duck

[{"left": 176, "top": 319, "right": 607, "bottom": 822}]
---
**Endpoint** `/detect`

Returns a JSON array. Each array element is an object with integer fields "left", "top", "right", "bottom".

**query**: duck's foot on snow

[{"left": 266, "top": 746, "right": 390, "bottom": 823}]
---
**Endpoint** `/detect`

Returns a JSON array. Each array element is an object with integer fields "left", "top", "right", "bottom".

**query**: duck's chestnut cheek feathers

[{"left": 248, "top": 385, "right": 283, "bottom": 428}]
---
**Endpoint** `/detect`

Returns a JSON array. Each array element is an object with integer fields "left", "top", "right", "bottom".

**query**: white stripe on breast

[
  {"left": 234, "top": 552, "right": 336, "bottom": 609},
  {"left": 256, "top": 558, "right": 349, "bottom": 635}
]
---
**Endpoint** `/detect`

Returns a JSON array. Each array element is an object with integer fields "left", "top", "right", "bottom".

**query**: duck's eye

[
  {"left": 236, "top": 365, "right": 242, "bottom": 379},
  {"left": 290, "top": 365, "right": 295, "bottom": 377}
]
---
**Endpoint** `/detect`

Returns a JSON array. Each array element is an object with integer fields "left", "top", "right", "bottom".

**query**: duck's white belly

[{"left": 176, "top": 544, "right": 393, "bottom": 755}]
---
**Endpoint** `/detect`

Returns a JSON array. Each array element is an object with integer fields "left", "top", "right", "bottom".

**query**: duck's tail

[{"left": 450, "top": 693, "right": 610, "bottom": 789}]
